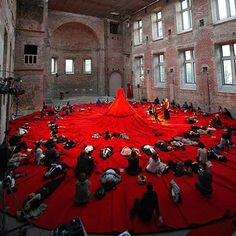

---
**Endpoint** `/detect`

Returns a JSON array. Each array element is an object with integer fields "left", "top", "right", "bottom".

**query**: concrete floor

[{"left": 0, "top": 214, "right": 190, "bottom": 236}]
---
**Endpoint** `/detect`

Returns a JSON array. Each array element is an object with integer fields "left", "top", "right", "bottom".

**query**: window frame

[
  {"left": 151, "top": 11, "right": 164, "bottom": 40},
  {"left": 133, "top": 20, "right": 143, "bottom": 46},
  {"left": 179, "top": 48, "right": 196, "bottom": 90},
  {"left": 65, "top": 58, "right": 74, "bottom": 75},
  {"left": 216, "top": 0, "right": 236, "bottom": 20},
  {"left": 220, "top": 43, "right": 236, "bottom": 85},
  {"left": 24, "top": 45, "right": 38, "bottom": 65},
  {"left": 134, "top": 56, "right": 144, "bottom": 86},
  {"left": 153, "top": 54, "right": 166, "bottom": 87},
  {"left": 51, "top": 57, "right": 57, "bottom": 74},
  {"left": 83, "top": 58, "right": 92, "bottom": 74},
  {"left": 184, "top": 50, "right": 195, "bottom": 84},
  {"left": 176, "top": 0, "right": 192, "bottom": 33},
  {"left": 212, "top": 0, "right": 236, "bottom": 23}
]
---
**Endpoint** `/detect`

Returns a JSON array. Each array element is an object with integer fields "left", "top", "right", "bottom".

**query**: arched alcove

[{"left": 49, "top": 22, "right": 101, "bottom": 98}]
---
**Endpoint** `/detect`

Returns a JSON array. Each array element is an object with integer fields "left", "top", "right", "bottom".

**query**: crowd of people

[{"left": 0, "top": 99, "right": 235, "bottom": 226}]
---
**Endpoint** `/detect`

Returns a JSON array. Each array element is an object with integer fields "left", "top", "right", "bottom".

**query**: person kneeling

[{"left": 100, "top": 168, "right": 121, "bottom": 191}]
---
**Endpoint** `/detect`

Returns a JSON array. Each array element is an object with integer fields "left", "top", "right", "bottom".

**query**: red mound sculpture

[{"left": 105, "top": 88, "right": 136, "bottom": 117}]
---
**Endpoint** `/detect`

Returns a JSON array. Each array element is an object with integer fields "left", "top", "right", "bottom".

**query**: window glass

[
  {"left": 65, "top": 59, "right": 74, "bottom": 74},
  {"left": 222, "top": 45, "right": 231, "bottom": 57},
  {"left": 223, "top": 60, "right": 233, "bottom": 84},
  {"left": 185, "top": 50, "right": 191, "bottom": 60}
]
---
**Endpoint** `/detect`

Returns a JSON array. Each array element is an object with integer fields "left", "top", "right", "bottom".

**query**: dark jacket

[{"left": 139, "top": 190, "right": 160, "bottom": 221}]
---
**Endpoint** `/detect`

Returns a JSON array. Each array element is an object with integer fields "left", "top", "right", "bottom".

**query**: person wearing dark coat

[
  {"left": 130, "top": 183, "right": 163, "bottom": 223},
  {"left": 43, "top": 147, "right": 59, "bottom": 167},
  {"left": 195, "top": 165, "right": 213, "bottom": 195},
  {"left": 125, "top": 149, "right": 142, "bottom": 175},
  {"left": 222, "top": 108, "right": 233, "bottom": 119},
  {"left": 75, "top": 151, "right": 94, "bottom": 177}
]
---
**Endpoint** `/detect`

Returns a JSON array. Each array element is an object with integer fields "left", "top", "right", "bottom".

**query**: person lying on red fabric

[
  {"left": 154, "top": 140, "right": 174, "bottom": 152},
  {"left": 8, "top": 129, "right": 32, "bottom": 154},
  {"left": 130, "top": 182, "right": 163, "bottom": 223},
  {"left": 17, "top": 175, "right": 65, "bottom": 220},
  {"left": 44, "top": 162, "right": 67, "bottom": 180}
]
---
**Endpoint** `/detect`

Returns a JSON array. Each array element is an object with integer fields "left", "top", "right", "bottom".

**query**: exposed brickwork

[
  {"left": 0, "top": 0, "right": 16, "bottom": 142},
  {"left": 131, "top": 0, "right": 236, "bottom": 113}
]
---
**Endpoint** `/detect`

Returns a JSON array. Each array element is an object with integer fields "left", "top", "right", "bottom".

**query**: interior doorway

[{"left": 109, "top": 72, "right": 122, "bottom": 97}]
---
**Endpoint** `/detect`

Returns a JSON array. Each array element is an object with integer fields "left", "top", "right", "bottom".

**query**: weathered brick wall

[
  {"left": 131, "top": 0, "right": 236, "bottom": 114},
  {"left": 47, "top": 11, "right": 106, "bottom": 98},
  {"left": 0, "top": 0, "right": 16, "bottom": 142},
  {"left": 14, "top": 0, "right": 46, "bottom": 111}
]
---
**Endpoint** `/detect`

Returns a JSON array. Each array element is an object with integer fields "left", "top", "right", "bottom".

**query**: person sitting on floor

[
  {"left": 17, "top": 175, "right": 65, "bottom": 219},
  {"left": 125, "top": 148, "right": 142, "bottom": 176},
  {"left": 74, "top": 172, "right": 91, "bottom": 206},
  {"left": 197, "top": 142, "right": 208, "bottom": 166},
  {"left": 222, "top": 107, "right": 234, "bottom": 119},
  {"left": 182, "top": 101, "right": 189, "bottom": 111},
  {"left": 153, "top": 96, "right": 160, "bottom": 105},
  {"left": 100, "top": 168, "right": 121, "bottom": 191},
  {"left": 75, "top": 150, "right": 94, "bottom": 177},
  {"left": 146, "top": 152, "right": 168, "bottom": 176},
  {"left": 225, "top": 127, "right": 234, "bottom": 146},
  {"left": 130, "top": 182, "right": 163, "bottom": 223},
  {"left": 209, "top": 114, "right": 223, "bottom": 128},
  {"left": 43, "top": 162, "right": 67, "bottom": 179},
  {"left": 35, "top": 142, "right": 45, "bottom": 165},
  {"left": 195, "top": 164, "right": 213, "bottom": 195}
]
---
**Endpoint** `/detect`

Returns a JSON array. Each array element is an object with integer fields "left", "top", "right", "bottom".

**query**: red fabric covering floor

[{"left": 3, "top": 89, "right": 236, "bottom": 234}]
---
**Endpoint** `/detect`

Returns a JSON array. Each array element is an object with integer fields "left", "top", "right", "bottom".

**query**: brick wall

[
  {"left": 0, "top": 0, "right": 16, "bottom": 142},
  {"left": 131, "top": 0, "right": 236, "bottom": 114}
]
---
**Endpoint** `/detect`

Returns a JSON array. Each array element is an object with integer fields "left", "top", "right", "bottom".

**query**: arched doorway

[{"left": 109, "top": 72, "right": 122, "bottom": 97}]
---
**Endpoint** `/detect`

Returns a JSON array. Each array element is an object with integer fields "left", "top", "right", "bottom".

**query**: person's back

[
  {"left": 195, "top": 168, "right": 212, "bottom": 194},
  {"left": 126, "top": 156, "right": 141, "bottom": 175},
  {"left": 44, "top": 147, "right": 58, "bottom": 166},
  {"left": 140, "top": 190, "right": 158, "bottom": 221},
  {"left": 74, "top": 173, "right": 91, "bottom": 205},
  {"left": 146, "top": 155, "right": 160, "bottom": 173}
]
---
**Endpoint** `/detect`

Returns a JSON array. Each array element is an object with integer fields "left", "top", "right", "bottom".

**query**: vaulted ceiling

[{"left": 48, "top": 0, "right": 158, "bottom": 19}]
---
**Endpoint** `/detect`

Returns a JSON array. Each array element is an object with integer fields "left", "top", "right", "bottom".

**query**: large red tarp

[{"left": 3, "top": 88, "right": 236, "bottom": 235}]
